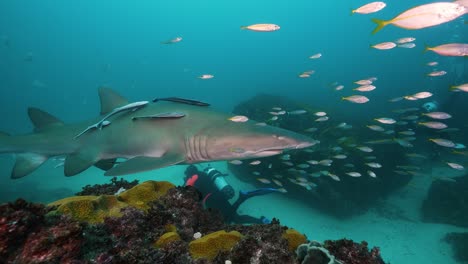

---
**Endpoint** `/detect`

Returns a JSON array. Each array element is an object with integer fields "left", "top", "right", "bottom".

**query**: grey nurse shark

[{"left": 0, "top": 87, "right": 316, "bottom": 178}]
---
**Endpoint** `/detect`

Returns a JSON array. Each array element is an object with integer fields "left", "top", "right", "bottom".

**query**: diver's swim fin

[{"left": 232, "top": 188, "right": 280, "bottom": 211}]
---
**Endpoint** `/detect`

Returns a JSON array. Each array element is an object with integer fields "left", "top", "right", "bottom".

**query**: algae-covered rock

[
  {"left": 189, "top": 230, "right": 242, "bottom": 260},
  {"left": 48, "top": 180, "right": 175, "bottom": 223},
  {"left": 283, "top": 228, "right": 307, "bottom": 251},
  {"left": 154, "top": 231, "right": 181, "bottom": 248},
  {"left": 119, "top": 180, "right": 175, "bottom": 210},
  {"left": 48, "top": 195, "right": 126, "bottom": 223}
]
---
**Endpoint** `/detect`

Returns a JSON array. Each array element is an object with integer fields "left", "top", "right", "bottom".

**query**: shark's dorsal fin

[
  {"left": 98, "top": 87, "right": 129, "bottom": 115},
  {"left": 27, "top": 107, "right": 64, "bottom": 131}
]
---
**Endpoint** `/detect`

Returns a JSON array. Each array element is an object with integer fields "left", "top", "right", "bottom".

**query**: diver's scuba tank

[{"left": 204, "top": 166, "right": 235, "bottom": 200}]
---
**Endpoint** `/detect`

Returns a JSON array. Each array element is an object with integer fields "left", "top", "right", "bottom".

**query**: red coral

[
  {"left": 0, "top": 199, "right": 49, "bottom": 261},
  {"left": 16, "top": 218, "right": 83, "bottom": 264},
  {"left": 324, "top": 239, "right": 385, "bottom": 264}
]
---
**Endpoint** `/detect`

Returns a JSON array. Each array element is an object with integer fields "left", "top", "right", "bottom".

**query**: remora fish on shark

[{"left": 0, "top": 87, "right": 316, "bottom": 178}]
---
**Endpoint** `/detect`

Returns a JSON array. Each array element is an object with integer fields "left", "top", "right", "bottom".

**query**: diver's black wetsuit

[{"left": 184, "top": 165, "right": 269, "bottom": 224}]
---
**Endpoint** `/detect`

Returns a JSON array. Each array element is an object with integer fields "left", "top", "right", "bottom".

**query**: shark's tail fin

[{"left": 0, "top": 131, "right": 48, "bottom": 179}]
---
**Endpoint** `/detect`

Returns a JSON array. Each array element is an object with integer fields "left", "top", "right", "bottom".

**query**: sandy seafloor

[{"left": 1, "top": 155, "right": 467, "bottom": 264}]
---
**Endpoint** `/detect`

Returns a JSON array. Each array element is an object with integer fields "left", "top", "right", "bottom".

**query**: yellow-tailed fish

[{"left": 371, "top": 2, "right": 467, "bottom": 34}]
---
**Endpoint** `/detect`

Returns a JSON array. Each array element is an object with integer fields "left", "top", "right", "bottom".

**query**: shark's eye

[{"left": 272, "top": 134, "right": 285, "bottom": 140}]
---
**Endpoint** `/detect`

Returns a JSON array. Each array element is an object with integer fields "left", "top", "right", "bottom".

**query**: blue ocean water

[{"left": 0, "top": 1, "right": 467, "bottom": 263}]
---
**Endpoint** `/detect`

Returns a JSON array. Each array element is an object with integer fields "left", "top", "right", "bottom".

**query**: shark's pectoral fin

[
  {"left": 11, "top": 153, "right": 48, "bottom": 179},
  {"left": 104, "top": 154, "right": 185, "bottom": 176},
  {"left": 94, "top": 158, "right": 118, "bottom": 171},
  {"left": 64, "top": 148, "right": 100, "bottom": 176}
]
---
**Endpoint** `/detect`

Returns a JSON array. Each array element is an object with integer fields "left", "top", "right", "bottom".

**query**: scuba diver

[{"left": 184, "top": 164, "right": 279, "bottom": 224}]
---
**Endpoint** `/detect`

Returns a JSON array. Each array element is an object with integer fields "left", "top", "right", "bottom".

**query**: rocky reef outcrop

[
  {"left": 422, "top": 175, "right": 468, "bottom": 227},
  {"left": 0, "top": 179, "right": 387, "bottom": 264}
]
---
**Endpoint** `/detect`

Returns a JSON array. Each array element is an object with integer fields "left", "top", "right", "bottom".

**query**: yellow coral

[
  {"left": 48, "top": 180, "right": 175, "bottom": 223},
  {"left": 164, "top": 224, "right": 177, "bottom": 233},
  {"left": 49, "top": 195, "right": 126, "bottom": 223},
  {"left": 282, "top": 229, "right": 307, "bottom": 251},
  {"left": 189, "top": 230, "right": 242, "bottom": 260},
  {"left": 154, "top": 232, "right": 181, "bottom": 248},
  {"left": 118, "top": 181, "right": 175, "bottom": 210}
]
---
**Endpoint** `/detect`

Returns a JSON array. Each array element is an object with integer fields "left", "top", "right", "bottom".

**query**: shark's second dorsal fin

[
  {"left": 28, "top": 107, "right": 64, "bottom": 132},
  {"left": 99, "top": 87, "right": 129, "bottom": 115}
]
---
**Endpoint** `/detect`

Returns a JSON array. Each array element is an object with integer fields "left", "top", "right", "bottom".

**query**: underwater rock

[
  {"left": 0, "top": 199, "right": 51, "bottom": 262},
  {"left": 227, "top": 218, "right": 297, "bottom": 263},
  {"left": 157, "top": 186, "right": 226, "bottom": 240},
  {"left": 76, "top": 176, "right": 139, "bottom": 196},
  {"left": 49, "top": 180, "right": 175, "bottom": 223},
  {"left": 323, "top": 239, "right": 385, "bottom": 264},
  {"left": 297, "top": 239, "right": 385, "bottom": 264},
  {"left": 17, "top": 217, "right": 83, "bottom": 264},
  {"left": 0, "top": 199, "right": 87, "bottom": 263},
  {"left": 422, "top": 175, "right": 468, "bottom": 227},
  {"left": 0, "top": 178, "right": 387, "bottom": 263},
  {"left": 443, "top": 232, "right": 468, "bottom": 262}
]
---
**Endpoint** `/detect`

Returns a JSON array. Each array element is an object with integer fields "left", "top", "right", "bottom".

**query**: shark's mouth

[{"left": 253, "top": 149, "right": 283, "bottom": 157}]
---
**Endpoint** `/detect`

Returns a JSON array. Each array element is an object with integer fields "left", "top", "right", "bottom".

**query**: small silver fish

[
  {"left": 297, "top": 163, "right": 310, "bottom": 169},
  {"left": 257, "top": 178, "right": 271, "bottom": 184},
  {"left": 229, "top": 160, "right": 243, "bottom": 165},
  {"left": 288, "top": 110, "right": 307, "bottom": 115},
  {"left": 346, "top": 172, "right": 362, "bottom": 177}
]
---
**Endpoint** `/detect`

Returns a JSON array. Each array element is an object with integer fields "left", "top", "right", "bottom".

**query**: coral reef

[
  {"left": 422, "top": 175, "right": 468, "bottom": 227},
  {"left": 189, "top": 230, "right": 242, "bottom": 260},
  {"left": 119, "top": 180, "right": 175, "bottom": 210},
  {"left": 0, "top": 199, "right": 85, "bottom": 263},
  {"left": 49, "top": 180, "right": 175, "bottom": 223},
  {"left": 226, "top": 218, "right": 298, "bottom": 263},
  {"left": 296, "top": 241, "right": 338, "bottom": 264},
  {"left": 48, "top": 195, "right": 127, "bottom": 223},
  {"left": 297, "top": 239, "right": 385, "bottom": 264},
  {"left": 0, "top": 179, "right": 388, "bottom": 264},
  {"left": 76, "top": 176, "right": 139, "bottom": 196},
  {"left": 0, "top": 199, "right": 50, "bottom": 262},
  {"left": 283, "top": 228, "right": 308, "bottom": 252},
  {"left": 323, "top": 239, "right": 385, "bottom": 264},
  {"left": 16, "top": 216, "right": 83, "bottom": 263},
  {"left": 154, "top": 231, "right": 181, "bottom": 248}
]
